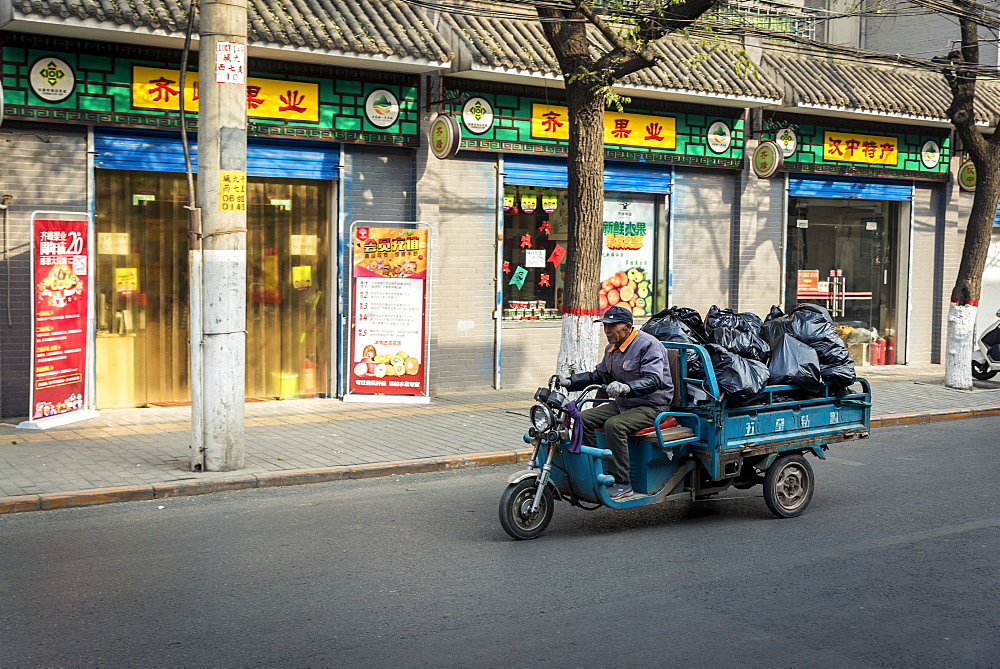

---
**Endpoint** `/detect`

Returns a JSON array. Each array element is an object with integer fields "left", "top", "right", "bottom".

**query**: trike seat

[{"left": 632, "top": 424, "right": 695, "bottom": 444}]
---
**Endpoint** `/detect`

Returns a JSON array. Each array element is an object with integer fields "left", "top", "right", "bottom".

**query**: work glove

[
  {"left": 606, "top": 381, "right": 630, "bottom": 398},
  {"left": 555, "top": 375, "right": 571, "bottom": 389}
]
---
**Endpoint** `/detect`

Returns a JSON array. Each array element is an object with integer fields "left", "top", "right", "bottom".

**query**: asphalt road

[{"left": 2, "top": 417, "right": 999, "bottom": 667}]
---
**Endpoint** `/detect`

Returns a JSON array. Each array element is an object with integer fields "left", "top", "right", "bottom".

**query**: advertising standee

[
  {"left": 18, "top": 213, "right": 99, "bottom": 429},
  {"left": 345, "top": 222, "right": 431, "bottom": 403}
]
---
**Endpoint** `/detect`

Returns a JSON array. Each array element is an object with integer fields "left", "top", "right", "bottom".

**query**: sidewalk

[{"left": 2, "top": 365, "right": 999, "bottom": 514}]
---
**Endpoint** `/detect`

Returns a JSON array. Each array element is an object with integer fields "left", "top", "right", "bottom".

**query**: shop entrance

[
  {"left": 785, "top": 198, "right": 903, "bottom": 366},
  {"left": 94, "top": 171, "right": 331, "bottom": 408}
]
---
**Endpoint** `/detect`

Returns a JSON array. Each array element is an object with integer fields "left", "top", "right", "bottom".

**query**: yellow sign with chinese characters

[
  {"left": 530, "top": 103, "right": 676, "bottom": 150},
  {"left": 822, "top": 131, "right": 898, "bottom": 166},
  {"left": 219, "top": 171, "right": 246, "bottom": 212},
  {"left": 131, "top": 66, "right": 320, "bottom": 123}
]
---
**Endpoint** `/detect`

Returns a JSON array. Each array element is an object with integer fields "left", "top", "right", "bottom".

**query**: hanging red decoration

[
  {"left": 519, "top": 235, "right": 532, "bottom": 248},
  {"left": 538, "top": 273, "right": 551, "bottom": 287},
  {"left": 502, "top": 260, "right": 511, "bottom": 274},
  {"left": 538, "top": 220, "right": 552, "bottom": 236}
]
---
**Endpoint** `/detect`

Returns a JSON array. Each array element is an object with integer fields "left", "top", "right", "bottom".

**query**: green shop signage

[
  {"left": 0, "top": 33, "right": 420, "bottom": 146},
  {"left": 764, "top": 114, "right": 951, "bottom": 181},
  {"left": 443, "top": 78, "right": 745, "bottom": 169}
]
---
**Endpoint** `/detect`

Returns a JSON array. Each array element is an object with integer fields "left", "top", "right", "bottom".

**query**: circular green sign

[
  {"left": 752, "top": 140, "right": 783, "bottom": 178},
  {"left": 958, "top": 160, "right": 976, "bottom": 192}
]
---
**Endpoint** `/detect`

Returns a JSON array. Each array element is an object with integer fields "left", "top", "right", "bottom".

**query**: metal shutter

[
  {"left": 788, "top": 173, "right": 912, "bottom": 201},
  {"left": 503, "top": 155, "right": 672, "bottom": 193},
  {"left": 93, "top": 129, "right": 340, "bottom": 180}
]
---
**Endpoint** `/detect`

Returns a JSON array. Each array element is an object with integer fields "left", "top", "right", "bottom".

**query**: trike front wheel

[
  {"left": 499, "top": 479, "right": 553, "bottom": 540},
  {"left": 763, "top": 454, "right": 814, "bottom": 518}
]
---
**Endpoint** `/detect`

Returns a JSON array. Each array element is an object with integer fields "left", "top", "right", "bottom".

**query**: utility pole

[{"left": 192, "top": 0, "right": 248, "bottom": 471}]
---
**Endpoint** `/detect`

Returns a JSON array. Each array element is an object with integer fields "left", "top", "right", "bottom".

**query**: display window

[
  {"left": 94, "top": 170, "right": 331, "bottom": 407},
  {"left": 501, "top": 187, "right": 662, "bottom": 322}
]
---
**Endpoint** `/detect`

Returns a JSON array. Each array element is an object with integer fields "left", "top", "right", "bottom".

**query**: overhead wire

[{"left": 402, "top": 0, "right": 1000, "bottom": 79}]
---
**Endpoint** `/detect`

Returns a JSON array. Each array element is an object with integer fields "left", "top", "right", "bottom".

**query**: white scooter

[{"left": 972, "top": 308, "right": 1000, "bottom": 381}]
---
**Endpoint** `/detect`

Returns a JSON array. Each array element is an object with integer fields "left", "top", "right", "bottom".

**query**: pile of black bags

[{"left": 642, "top": 302, "right": 856, "bottom": 405}]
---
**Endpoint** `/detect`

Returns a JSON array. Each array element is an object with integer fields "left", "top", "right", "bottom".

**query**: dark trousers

[{"left": 580, "top": 402, "right": 660, "bottom": 486}]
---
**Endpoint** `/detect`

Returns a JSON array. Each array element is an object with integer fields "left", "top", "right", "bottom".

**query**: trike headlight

[{"left": 530, "top": 404, "right": 554, "bottom": 432}]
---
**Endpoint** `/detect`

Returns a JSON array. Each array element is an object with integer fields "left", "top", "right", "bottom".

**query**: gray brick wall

[
  {"left": 500, "top": 323, "right": 561, "bottom": 390},
  {"left": 415, "top": 144, "right": 497, "bottom": 393},
  {"left": 670, "top": 168, "right": 736, "bottom": 312},
  {"left": 0, "top": 123, "right": 88, "bottom": 418}
]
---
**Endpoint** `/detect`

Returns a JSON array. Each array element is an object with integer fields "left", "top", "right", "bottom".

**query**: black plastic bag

[
  {"left": 761, "top": 305, "right": 788, "bottom": 344},
  {"left": 706, "top": 344, "right": 769, "bottom": 405},
  {"left": 705, "top": 305, "right": 763, "bottom": 335},
  {"left": 767, "top": 334, "right": 823, "bottom": 393},
  {"left": 711, "top": 326, "right": 771, "bottom": 363},
  {"left": 641, "top": 307, "right": 707, "bottom": 377},
  {"left": 761, "top": 304, "right": 856, "bottom": 389}
]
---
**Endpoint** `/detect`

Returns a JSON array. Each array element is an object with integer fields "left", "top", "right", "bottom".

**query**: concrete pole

[{"left": 193, "top": 0, "right": 248, "bottom": 471}]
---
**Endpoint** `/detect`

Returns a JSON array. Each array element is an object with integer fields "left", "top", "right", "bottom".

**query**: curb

[
  {"left": 871, "top": 406, "right": 1000, "bottom": 428},
  {"left": 2, "top": 407, "right": 999, "bottom": 515},
  {"left": 0, "top": 448, "right": 534, "bottom": 515}
]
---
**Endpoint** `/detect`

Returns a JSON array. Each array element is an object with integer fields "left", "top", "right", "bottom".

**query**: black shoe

[{"left": 608, "top": 484, "right": 633, "bottom": 500}]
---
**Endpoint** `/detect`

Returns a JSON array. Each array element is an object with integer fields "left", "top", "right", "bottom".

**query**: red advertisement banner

[
  {"left": 31, "top": 219, "right": 89, "bottom": 419},
  {"left": 348, "top": 226, "right": 428, "bottom": 397}
]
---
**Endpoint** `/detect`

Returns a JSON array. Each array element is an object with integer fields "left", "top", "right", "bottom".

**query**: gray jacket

[{"left": 567, "top": 328, "right": 674, "bottom": 412}]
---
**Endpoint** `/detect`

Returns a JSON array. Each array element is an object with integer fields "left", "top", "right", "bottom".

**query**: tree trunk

[
  {"left": 944, "top": 155, "right": 1000, "bottom": 388},
  {"left": 556, "top": 79, "right": 607, "bottom": 377}
]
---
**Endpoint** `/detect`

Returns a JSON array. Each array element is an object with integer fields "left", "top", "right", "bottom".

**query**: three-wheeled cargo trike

[{"left": 499, "top": 342, "right": 872, "bottom": 540}]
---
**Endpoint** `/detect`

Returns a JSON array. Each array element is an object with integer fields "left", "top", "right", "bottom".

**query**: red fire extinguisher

[
  {"left": 301, "top": 360, "right": 316, "bottom": 396},
  {"left": 872, "top": 338, "right": 886, "bottom": 366},
  {"left": 886, "top": 337, "right": 896, "bottom": 365}
]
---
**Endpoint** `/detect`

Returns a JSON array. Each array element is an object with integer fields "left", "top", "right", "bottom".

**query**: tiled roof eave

[
  {"left": 787, "top": 103, "right": 961, "bottom": 127},
  {"left": 447, "top": 61, "right": 782, "bottom": 105},
  {"left": 1, "top": 15, "right": 452, "bottom": 71},
  {"left": 616, "top": 82, "right": 781, "bottom": 107},
  {"left": 251, "top": 42, "right": 451, "bottom": 72}
]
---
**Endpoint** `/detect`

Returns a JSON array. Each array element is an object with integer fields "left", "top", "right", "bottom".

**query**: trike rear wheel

[
  {"left": 763, "top": 454, "right": 814, "bottom": 518},
  {"left": 499, "top": 479, "right": 554, "bottom": 540}
]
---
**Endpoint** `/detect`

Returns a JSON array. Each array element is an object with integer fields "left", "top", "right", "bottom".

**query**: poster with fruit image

[
  {"left": 346, "top": 223, "right": 430, "bottom": 402},
  {"left": 599, "top": 193, "right": 655, "bottom": 318}
]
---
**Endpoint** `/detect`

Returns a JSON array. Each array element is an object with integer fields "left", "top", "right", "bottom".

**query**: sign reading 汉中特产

[
  {"left": 531, "top": 103, "right": 677, "bottom": 150},
  {"left": 822, "top": 131, "right": 898, "bottom": 166},
  {"left": 133, "top": 66, "right": 320, "bottom": 123},
  {"left": 766, "top": 115, "right": 949, "bottom": 181}
]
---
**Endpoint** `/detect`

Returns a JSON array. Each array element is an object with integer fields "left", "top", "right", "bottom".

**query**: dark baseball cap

[{"left": 594, "top": 305, "right": 633, "bottom": 324}]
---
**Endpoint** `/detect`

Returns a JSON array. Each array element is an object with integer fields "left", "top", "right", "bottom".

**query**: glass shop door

[{"left": 785, "top": 198, "right": 901, "bottom": 365}]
